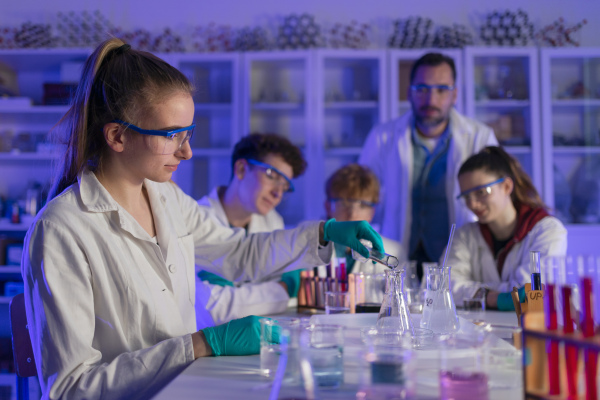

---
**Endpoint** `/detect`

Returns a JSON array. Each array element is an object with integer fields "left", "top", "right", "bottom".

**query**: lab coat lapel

[{"left": 394, "top": 113, "right": 413, "bottom": 251}]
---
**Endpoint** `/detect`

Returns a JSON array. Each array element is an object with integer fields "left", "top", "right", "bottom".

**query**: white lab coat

[
  {"left": 195, "top": 187, "right": 291, "bottom": 328},
  {"left": 21, "top": 169, "right": 332, "bottom": 400},
  {"left": 446, "top": 216, "right": 567, "bottom": 302},
  {"left": 358, "top": 108, "right": 498, "bottom": 251}
]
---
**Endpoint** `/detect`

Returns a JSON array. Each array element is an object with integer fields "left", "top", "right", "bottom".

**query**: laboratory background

[{"left": 1, "top": 0, "right": 599, "bottom": 398}]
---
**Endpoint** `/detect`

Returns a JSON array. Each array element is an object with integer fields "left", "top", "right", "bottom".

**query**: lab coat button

[{"left": 168, "top": 264, "right": 176, "bottom": 273}]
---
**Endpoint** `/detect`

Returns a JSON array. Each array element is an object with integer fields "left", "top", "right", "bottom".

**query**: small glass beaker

[
  {"left": 353, "top": 271, "right": 386, "bottom": 314},
  {"left": 377, "top": 267, "right": 413, "bottom": 334},
  {"left": 325, "top": 291, "right": 350, "bottom": 314},
  {"left": 358, "top": 326, "right": 416, "bottom": 399},
  {"left": 438, "top": 332, "right": 489, "bottom": 400},
  {"left": 352, "top": 239, "right": 400, "bottom": 269},
  {"left": 259, "top": 317, "right": 300, "bottom": 379},
  {"left": 306, "top": 324, "right": 345, "bottom": 388},
  {"left": 420, "top": 264, "right": 459, "bottom": 334}
]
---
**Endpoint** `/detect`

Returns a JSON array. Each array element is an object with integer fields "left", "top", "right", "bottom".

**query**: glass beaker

[
  {"left": 420, "top": 264, "right": 459, "bottom": 334},
  {"left": 376, "top": 267, "right": 413, "bottom": 334},
  {"left": 352, "top": 239, "right": 400, "bottom": 269},
  {"left": 353, "top": 271, "right": 386, "bottom": 313}
]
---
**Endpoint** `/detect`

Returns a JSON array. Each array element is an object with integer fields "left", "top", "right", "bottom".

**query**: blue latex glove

[
  {"left": 202, "top": 315, "right": 265, "bottom": 356},
  {"left": 198, "top": 270, "right": 234, "bottom": 287},
  {"left": 497, "top": 286, "right": 526, "bottom": 311},
  {"left": 323, "top": 219, "right": 384, "bottom": 259},
  {"left": 280, "top": 270, "right": 301, "bottom": 297}
]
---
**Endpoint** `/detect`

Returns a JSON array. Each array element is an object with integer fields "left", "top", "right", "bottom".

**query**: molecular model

[
  {"left": 432, "top": 24, "right": 474, "bottom": 48},
  {"left": 191, "top": 23, "right": 235, "bottom": 52},
  {"left": 276, "top": 14, "right": 323, "bottom": 49},
  {"left": 14, "top": 22, "right": 56, "bottom": 48},
  {"left": 55, "top": 10, "right": 113, "bottom": 48},
  {"left": 234, "top": 26, "right": 271, "bottom": 51},
  {"left": 536, "top": 18, "right": 587, "bottom": 47},
  {"left": 479, "top": 9, "right": 534, "bottom": 46},
  {"left": 388, "top": 17, "right": 435, "bottom": 49},
  {"left": 328, "top": 20, "right": 371, "bottom": 49}
]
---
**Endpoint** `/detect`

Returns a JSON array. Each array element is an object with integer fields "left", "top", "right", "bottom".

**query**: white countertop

[{"left": 153, "top": 310, "right": 523, "bottom": 400}]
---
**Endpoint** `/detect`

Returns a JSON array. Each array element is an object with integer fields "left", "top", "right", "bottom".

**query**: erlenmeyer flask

[
  {"left": 376, "top": 267, "right": 414, "bottom": 334},
  {"left": 420, "top": 264, "right": 459, "bottom": 334}
]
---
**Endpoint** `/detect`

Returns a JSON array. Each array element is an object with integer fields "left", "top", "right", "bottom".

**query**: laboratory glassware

[
  {"left": 376, "top": 267, "right": 414, "bottom": 334},
  {"left": 420, "top": 264, "right": 460, "bottom": 334},
  {"left": 352, "top": 239, "right": 400, "bottom": 269}
]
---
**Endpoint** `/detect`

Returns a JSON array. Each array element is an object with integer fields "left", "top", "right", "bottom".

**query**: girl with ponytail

[
  {"left": 22, "top": 39, "right": 382, "bottom": 399},
  {"left": 445, "top": 146, "right": 567, "bottom": 310}
]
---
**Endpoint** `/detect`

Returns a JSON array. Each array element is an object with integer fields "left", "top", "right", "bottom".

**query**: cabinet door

[
  {"left": 464, "top": 47, "right": 541, "bottom": 192},
  {"left": 541, "top": 49, "right": 600, "bottom": 225},
  {"left": 170, "top": 54, "right": 240, "bottom": 198},
  {"left": 312, "top": 49, "right": 387, "bottom": 221},
  {"left": 241, "top": 51, "right": 312, "bottom": 226}
]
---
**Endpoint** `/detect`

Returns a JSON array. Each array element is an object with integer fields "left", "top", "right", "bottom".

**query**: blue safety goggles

[{"left": 246, "top": 158, "right": 295, "bottom": 193}]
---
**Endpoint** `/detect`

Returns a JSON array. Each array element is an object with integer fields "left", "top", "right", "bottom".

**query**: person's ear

[
  {"left": 103, "top": 122, "right": 126, "bottom": 153},
  {"left": 233, "top": 159, "right": 247, "bottom": 180},
  {"left": 503, "top": 177, "right": 514, "bottom": 196}
]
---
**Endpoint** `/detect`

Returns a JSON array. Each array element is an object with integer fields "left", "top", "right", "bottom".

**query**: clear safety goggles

[
  {"left": 410, "top": 84, "right": 455, "bottom": 98},
  {"left": 456, "top": 177, "right": 506, "bottom": 204},
  {"left": 328, "top": 198, "right": 377, "bottom": 211},
  {"left": 113, "top": 119, "right": 195, "bottom": 155},
  {"left": 246, "top": 159, "right": 294, "bottom": 193}
]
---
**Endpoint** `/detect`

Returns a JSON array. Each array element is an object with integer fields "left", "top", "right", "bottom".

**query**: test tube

[
  {"left": 530, "top": 251, "right": 542, "bottom": 291},
  {"left": 352, "top": 241, "right": 400, "bottom": 269},
  {"left": 543, "top": 262, "right": 560, "bottom": 396},
  {"left": 579, "top": 256, "right": 598, "bottom": 400}
]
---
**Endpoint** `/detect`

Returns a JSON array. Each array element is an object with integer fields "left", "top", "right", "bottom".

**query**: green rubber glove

[
  {"left": 323, "top": 219, "right": 384, "bottom": 259},
  {"left": 280, "top": 270, "right": 301, "bottom": 297},
  {"left": 497, "top": 286, "right": 526, "bottom": 311},
  {"left": 201, "top": 315, "right": 264, "bottom": 356},
  {"left": 198, "top": 270, "right": 234, "bottom": 287}
]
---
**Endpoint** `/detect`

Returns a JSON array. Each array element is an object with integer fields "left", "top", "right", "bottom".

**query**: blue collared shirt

[{"left": 409, "top": 122, "right": 452, "bottom": 262}]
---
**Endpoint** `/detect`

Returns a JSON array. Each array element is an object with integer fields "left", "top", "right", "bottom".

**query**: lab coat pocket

[{"left": 177, "top": 233, "right": 196, "bottom": 304}]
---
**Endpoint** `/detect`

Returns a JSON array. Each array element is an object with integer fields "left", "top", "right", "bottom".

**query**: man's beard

[{"left": 414, "top": 106, "right": 449, "bottom": 128}]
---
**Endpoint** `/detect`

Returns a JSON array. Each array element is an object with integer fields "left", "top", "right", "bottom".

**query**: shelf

[
  {"left": 475, "top": 100, "right": 530, "bottom": 108},
  {"left": 190, "top": 148, "right": 231, "bottom": 157},
  {"left": 0, "top": 152, "right": 60, "bottom": 161},
  {"left": 0, "top": 105, "right": 69, "bottom": 113},
  {"left": 251, "top": 102, "right": 303, "bottom": 111},
  {"left": 553, "top": 146, "right": 600, "bottom": 154},
  {"left": 324, "top": 101, "right": 378, "bottom": 110},
  {"left": 0, "top": 217, "right": 34, "bottom": 232},
  {"left": 194, "top": 103, "right": 231, "bottom": 112},
  {"left": 0, "top": 266, "right": 21, "bottom": 279},
  {"left": 0, "top": 296, "right": 13, "bottom": 304},
  {"left": 552, "top": 99, "right": 600, "bottom": 108},
  {"left": 503, "top": 146, "right": 531, "bottom": 154}
]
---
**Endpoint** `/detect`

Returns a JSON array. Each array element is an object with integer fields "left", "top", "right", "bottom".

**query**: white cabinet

[
  {"left": 388, "top": 48, "right": 464, "bottom": 119},
  {"left": 0, "top": 49, "right": 89, "bottom": 203},
  {"left": 241, "top": 51, "right": 314, "bottom": 225},
  {"left": 312, "top": 49, "right": 387, "bottom": 220},
  {"left": 540, "top": 48, "right": 600, "bottom": 228},
  {"left": 167, "top": 53, "right": 241, "bottom": 200},
  {"left": 464, "top": 47, "right": 542, "bottom": 194}
]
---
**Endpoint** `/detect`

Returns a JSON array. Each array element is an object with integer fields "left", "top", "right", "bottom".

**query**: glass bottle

[
  {"left": 420, "top": 264, "right": 459, "bottom": 334},
  {"left": 376, "top": 267, "right": 414, "bottom": 334}
]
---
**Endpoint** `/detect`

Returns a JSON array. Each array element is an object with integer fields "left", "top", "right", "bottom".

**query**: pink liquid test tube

[
  {"left": 544, "top": 282, "right": 560, "bottom": 395},
  {"left": 561, "top": 286, "right": 579, "bottom": 399},
  {"left": 581, "top": 277, "right": 598, "bottom": 400},
  {"left": 440, "top": 371, "right": 488, "bottom": 400}
]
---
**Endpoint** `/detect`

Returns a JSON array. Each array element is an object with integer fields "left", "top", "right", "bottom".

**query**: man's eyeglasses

[
  {"left": 456, "top": 177, "right": 506, "bottom": 203},
  {"left": 246, "top": 159, "right": 294, "bottom": 193},
  {"left": 113, "top": 119, "right": 195, "bottom": 155},
  {"left": 410, "top": 84, "right": 455, "bottom": 98},
  {"left": 328, "top": 198, "right": 377, "bottom": 211}
]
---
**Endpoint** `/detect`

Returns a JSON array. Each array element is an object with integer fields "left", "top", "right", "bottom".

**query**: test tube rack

[
  {"left": 297, "top": 270, "right": 347, "bottom": 314},
  {"left": 517, "top": 285, "right": 600, "bottom": 399}
]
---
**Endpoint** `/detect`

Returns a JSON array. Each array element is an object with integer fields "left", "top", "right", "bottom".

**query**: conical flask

[
  {"left": 420, "top": 264, "right": 459, "bottom": 334},
  {"left": 376, "top": 267, "right": 414, "bottom": 334}
]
